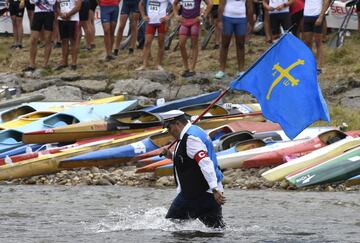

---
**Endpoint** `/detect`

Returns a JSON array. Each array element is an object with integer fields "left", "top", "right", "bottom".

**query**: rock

[
  {"left": 0, "top": 72, "right": 23, "bottom": 87},
  {"left": 112, "top": 78, "right": 164, "bottom": 98},
  {"left": 96, "top": 178, "right": 113, "bottom": 186},
  {"left": 279, "top": 180, "right": 289, "bottom": 189},
  {"left": 159, "top": 83, "right": 203, "bottom": 99},
  {"left": 134, "top": 70, "right": 175, "bottom": 83},
  {"left": 221, "top": 176, "right": 231, "bottom": 185},
  {"left": 21, "top": 78, "right": 61, "bottom": 92},
  {"left": 56, "top": 72, "right": 81, "bottom": 81},
  {"left": 23, "top": 69, "right": 42, "bottom": 79},
  {"left": 90, "top": 167, "right": 100, "bottom": 174},
  {"left": 65, "top": 79, "right": 109, "bottom": 94},
  {"left": 30, "top": 85, "right": 83, "bottom": 101},
  {"left": 339, "top": 88, "right": 360, "bottom": 109},
  {"left": 156, "top": 176, "right": 171, "bottom": 187}
]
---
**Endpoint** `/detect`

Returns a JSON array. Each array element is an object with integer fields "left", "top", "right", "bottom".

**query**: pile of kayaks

[{"left": 0, "top": 91, "right": 359, "bottom": 189}]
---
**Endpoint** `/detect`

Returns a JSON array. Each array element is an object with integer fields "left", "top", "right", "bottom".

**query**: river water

[{"left": 0, "top": 185, "right": 359, "bottom": 243}]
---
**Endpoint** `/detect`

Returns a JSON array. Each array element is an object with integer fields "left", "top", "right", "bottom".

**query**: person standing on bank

[
  {"left": 215, "top": 0, "right": 254, "bottom": 79},
  {"left": 161, "top": 110, "right": 226, "bottom": 228},
  {"left": 302, "top": 0, "right": 329, "bottom": 75},
  {"left": 56, "top": 0, "right": 81, "bottom": 70}
]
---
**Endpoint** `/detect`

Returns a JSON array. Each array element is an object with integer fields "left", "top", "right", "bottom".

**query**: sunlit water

[{"left": 0, "top": 186, "right": 359, "bottom": 242}]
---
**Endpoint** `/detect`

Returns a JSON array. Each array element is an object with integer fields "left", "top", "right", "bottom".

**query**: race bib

[
  {"left": 59, "top": 0, "right": 71, "bottom": 11},
  {"left": 148, "top": 0, "right": 160, "bottom": 12},
  {"left": 182, "top": 0, "right": 195, "bottom": 10}
]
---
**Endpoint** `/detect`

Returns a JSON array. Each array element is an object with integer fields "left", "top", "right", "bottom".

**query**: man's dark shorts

[
  {"left": 31, "top": 12, "right": 55, "bottom": 31},
  {"left": 79, "top": 0, "right": 89, "bottom": 21},
  {"left": 303, "top": 15, "right": 323, "bottom": 34},
  {"left": 121, "top": 0, "right": 140, "bottom": 15}
]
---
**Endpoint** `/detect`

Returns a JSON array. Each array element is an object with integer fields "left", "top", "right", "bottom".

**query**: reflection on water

[{"left": 0, "top": 185, "right": 359, "bottom": 243}]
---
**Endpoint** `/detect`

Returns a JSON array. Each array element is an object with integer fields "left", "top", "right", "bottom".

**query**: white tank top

[
  {"left": 146, "top": 0, "right": 171, "bottom": 24},
  {"left": 58, "top": 0, "right": 80, "bottom": 21},
  {"left": 269, "top": 0, "right": 289, "bottom": 14},
  {"left": 223, "top": 0, "right": 246, "bottom": 18},
  {"left": 304, "top": 0, "right": 322, "bottom": 17}
]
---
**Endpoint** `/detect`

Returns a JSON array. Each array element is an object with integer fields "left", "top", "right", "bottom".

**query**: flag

[{"left": 230, "top": 33, "right": 330, "bottom": 139}]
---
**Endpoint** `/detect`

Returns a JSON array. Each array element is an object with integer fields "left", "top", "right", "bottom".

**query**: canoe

[
  {"left": 345, "top": 175, "right": 360, "bottom": 187},
  {"left": 0, "top": 128, "right": 165, "bottom": 181},
  {"left": 286, "top": 146, "right": 360, "bottom": 187},
  {"left": 0, "top": 101, "right": 138, "bottom": 153},
  {"left": 241, "top": 129, "right": 350, "bottom": 168},
  {"left": 261, "top": 137, "right": 360, "bottom": 182},
  {"left": 143, "top": 91, "right": 221, "bottom": 113},
  {"left": 22, "top": 110, "right": 164, "bottom": 144},
  {"left": 136, "top": 139, "right": 266, "bottom": 173},
  {"left": 59, "top": 113, "right": 266, "bottom": 169}
]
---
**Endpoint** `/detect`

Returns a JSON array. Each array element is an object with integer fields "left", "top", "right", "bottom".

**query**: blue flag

[{"left": 230, "top": 33, "right": 330, "bottom": 139}]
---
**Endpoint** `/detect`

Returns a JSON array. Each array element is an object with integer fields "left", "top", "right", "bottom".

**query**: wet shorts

[
  {"left": 100, "top": 5, "right": 119, "bottom": 23},
  {"left": 269, "top": 12, "right": 291, "bottom": 35},
  {"left": 25, "top": 0, "right": 35, "bottom": 11},
  {"left": 31, "top": 12, "right": 55, "bottom": 31},
  {"left": 303, "top": 15, "right": 323, "bottom": 34},
  {"left": 121, "top": 0, "right": 140, "bottom": 15},
  {"left": 58, "top": 20, "right": 80, "bottom": 39},
  {"left": 222, "top": 16, "right": 247, "bottom": 36},
  {"left": 9, "top": 2, "right": 24, "bottom": 17},
  {"left": 79, "top": 0, "right": 89, "bottom": 21},
  {"left": 146, "top": 22, "right": 167, "bottom": 35},
  {"left": 89, "top": 0, "right": 98, "bottom": 12},
  {"left": 179, "top": 18, "right": 200, "bottom": 37}
]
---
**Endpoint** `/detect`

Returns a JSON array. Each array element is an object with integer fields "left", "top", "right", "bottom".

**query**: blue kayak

[
  {"left": 0, "top": 101, "right": 138, "bottom": 153},
  {"left": 143, "top": 91, "right": 221, "bottom": 113},
  {"left": 0, "top": 143, "right": 44, "bottom": 158}
]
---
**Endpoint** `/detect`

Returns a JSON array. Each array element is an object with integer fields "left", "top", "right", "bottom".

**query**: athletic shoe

[
  {"left": 70, "top": 65, "right": 77, "bottom": 70},
  {"left": 317, "top": 68, "right": 322, "bottom": 75},
  {"left": 215, "top": 71, "right": 225, "bottom": 79},
  {"left": 213, "top": 44, "right": 220, "bottom": 49},
  {"left": 128, "top": 48, "right": 134, "bottom": 54},
  {"left": 53, "top": 42, "right": 62, "bottom": 48},
  {"left": 55, "top": 64, "right": 68, "bottom": 71},
  {"left": 22, "top": 66, "right": 35, "bottom": 72},
  {"left": 105, "top": 54, "right": 115, "bottom": 62},
  {"left": 181, "top": 70, "right": 195, "bottom": 78},
  {"left": 113, "top": 49, "right": 119, "bottom": 56}
]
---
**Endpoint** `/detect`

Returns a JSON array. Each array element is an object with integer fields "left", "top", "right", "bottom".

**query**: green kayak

[{"left": 286, "top": 145, "right": 360, "bottom": 188}]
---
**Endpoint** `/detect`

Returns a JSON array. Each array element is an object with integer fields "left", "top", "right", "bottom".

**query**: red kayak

[{"left": 242, "top": 130, "right": 360, "bottom": 168}]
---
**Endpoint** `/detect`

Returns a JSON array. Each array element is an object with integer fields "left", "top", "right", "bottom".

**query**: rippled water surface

[{"left": 0, "top": 186, "right": 359, "bottom": 243}]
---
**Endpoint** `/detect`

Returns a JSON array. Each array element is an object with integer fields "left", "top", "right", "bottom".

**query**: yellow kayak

[{"left": 0, "top": 95, "right": 125, "bottom": 130}]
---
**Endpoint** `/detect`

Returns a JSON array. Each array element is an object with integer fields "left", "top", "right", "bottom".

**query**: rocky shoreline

[{"left": 2, "top": 165, "right": 359, "bottom": 192}]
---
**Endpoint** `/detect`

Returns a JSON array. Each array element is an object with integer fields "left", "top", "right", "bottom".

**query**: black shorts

[
  {"left": 89, "top": 0, "right": 98, "bottom": 11},
  {"left": 291, "top": 10, "right": 303, "bottom": 35},
  {"left": 121, "top": 0, "right": 140, "bottom": 15},
  {"left": 31, "top": 12, "right": 55, "bottom": 31},
  {"left": 25, "top": 0, "right": 35, "bottom": 11},
  {"left": 210, "top": 5, "right": 218, "bottom": 19},
  {"left": 269, "top": 12, "right": 291, "bottom": 35},
  {"left": 9, "top": 2, "right": 24, "bottom": 17},
  {"left": 79, "top": 0, "right": 89, "bottom": 21},
  {"left": 303, "top": 16, "right": 323, "bottom": 34},
  {"left": 58, "top": 20, "right": 79, "bottom": 39}
]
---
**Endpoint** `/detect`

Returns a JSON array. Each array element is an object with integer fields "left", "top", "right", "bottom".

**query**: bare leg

[
  {"left": 190, "top": 35, "right": 199, "bottom": 72},
  {"left": 71, "top": 23, "right": 80, "bottom": 65},
  {"left": 88, "top": 10, "right": 96, "bottom": 46},
  {"left": 43, "top": 30, "right": 53, "bottom": 67},
  {"left": 80, "top": 20, "right": 91, "bottom": 48},
  {"left": 263, "top": 9, "right": 272, "bottom": 43},
  {"left": 314, "top": 32, "right": 323, "bottom": 68},
  {"left": 11, "top": 16, "right": 18, "bottom": 45},
  {"left": 16, "top": 16, "right": 23, "bottom": 46},
  {"left": 110, "top": 21, "right": 117, "bottom": 51},
  {"left": 219, "top": 35, "right": 231, "bottom": 72},
  {"left": 129, "top": 12, "right": 140, "bottom": 50},
  {"left": 156, "top": 33, "right": 165, "bottom": 67},
  {"left": 102, "top": 22, "right": 112, "bottom": 56},
  {"left": 302, "top": 31, "right": 313, "bottom": 50},
  {"left": 179, "top": 35, "right": 189, "bottom": 71},
  {"left": 235, "top": 35, "right": 245, "bottom": 72},
  {"left": 142, "top": 34, "right": 153, "bottom": 68},
  {"left": 27, "top": 10, "right": 34, "bottom": 27},
  {"left": 29, "top": 31, "right": 40, "bottom": 67},
  {"left": 61, "top": 39, "right": 69, "bottom": 66},
  {"left": 114, "top": 14, "right": 128, "bottom": 50}
]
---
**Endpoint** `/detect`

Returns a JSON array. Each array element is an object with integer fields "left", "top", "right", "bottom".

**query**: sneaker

[
  {"left": 157, "top": 65, "right": 164, "bottom": 71},
  {"left": 22, "top": 66, "right": 35, "bottom": 72},
  {"left": 53, "top": 42, "right": 62, "bottom": 48},
  {"left": 105, "top": 54, "right": 115, "bottom": 62},
  {"left": 55, "top": 64, "right": 68, "bottom": 71},
  {"left": 235, "top": 71, "right": 245, "bottom": 78},
  {"left": 181, "top": 70, "right": 195, "bottom": 78},
  {"left": 10, "top": 44, "right": 17, "bottom": 49},
  {"left": 15, "top": 44, "right": 23, "bottom": 49},
  {"left": 215, "top": 71, "right": 225, "bottom": 79},
  {"left": 135, "top": 65, "right": 146, "bottom": 71},
  {"left": 113, "top": 49, "right": 119, "bottom": 56},
  {"left": 128, "top": 48, "right": 134, "bottom": 54},
  {"left": 70, "top": 64, "right": 77, "bottom": 70},
  {"left": 213, "top": 44, "right": 220, "bottom": 49}
]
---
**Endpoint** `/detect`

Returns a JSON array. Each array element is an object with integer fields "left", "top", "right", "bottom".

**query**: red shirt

[
  {"left": 290, "top": 0, "right": 305, "bottom": 15},
  {"left": 99, "top": 0, "right": 120, "bottom": 7}
]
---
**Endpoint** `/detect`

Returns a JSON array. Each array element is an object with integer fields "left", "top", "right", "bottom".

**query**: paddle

[{"left": 328, "top": 0, "right": 357, "bottom": 48}]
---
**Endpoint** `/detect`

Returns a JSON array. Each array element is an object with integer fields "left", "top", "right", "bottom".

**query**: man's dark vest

[{"left": 174, "top": 133, "right": 209, "bottom": 199}]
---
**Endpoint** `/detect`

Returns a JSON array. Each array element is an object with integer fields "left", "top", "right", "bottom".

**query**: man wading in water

[{"left": 161, "top": 110, "right": 226, "bottom": 228}]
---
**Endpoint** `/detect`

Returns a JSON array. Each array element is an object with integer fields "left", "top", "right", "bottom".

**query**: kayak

[
  {"left": 345, "top": 175, "right": 360, "bottom": 187},
  {"left": 0, "top": 128, "right": 165, "bottom": 181},
  {"left": 0, "top": 101, "right": 138, "bottom": 153},
  {"left": 59, "top": 113, "right": 266, "bottom": 169},
  {"left": 286, "top": 146, "right": 360, "bottom": 187},
  {"left": 261, "top": 137, "right": 360, "bottom": 182},
  {"left": 155, "top": 164, "right": 173, "bottom": 177},
  {"left": 241, "top": 129, "right": 350, "bottom": 168},
  {"left": 22, "top": 110, "right": 163, "bottom": 144}
]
